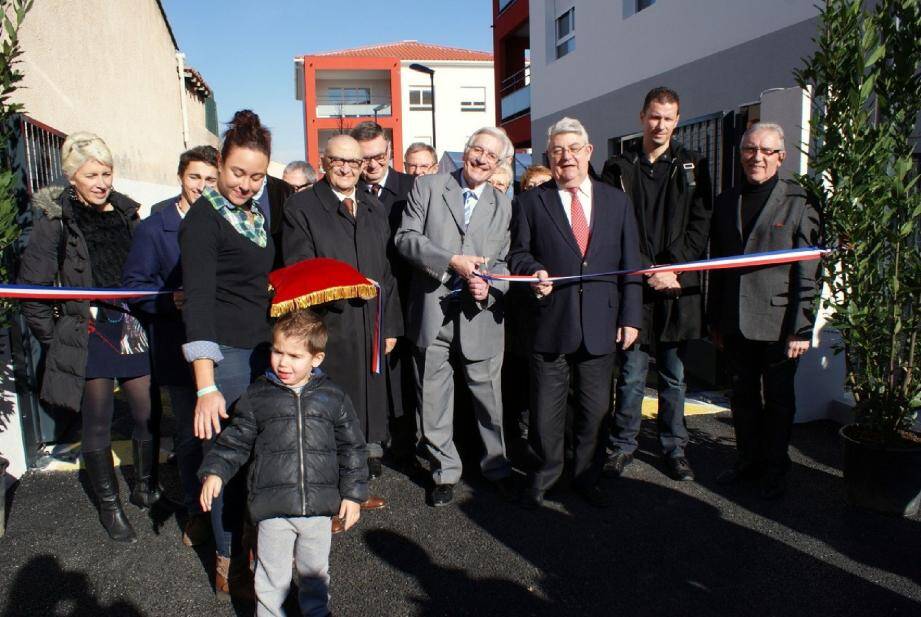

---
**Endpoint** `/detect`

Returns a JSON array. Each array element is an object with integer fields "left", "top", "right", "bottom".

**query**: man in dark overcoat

[
  {"left": 282, "top": 134, "right": 402, "bottom": 508},
  {"left": 600, "top": 87, "right": 713, "bottom": 482},
  {"left": 350, "top": 121, "right": 418, "bottom": 470}
]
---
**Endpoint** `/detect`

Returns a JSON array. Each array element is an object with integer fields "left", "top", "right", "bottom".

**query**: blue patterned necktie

[{"left": 463, "top": 189, "right": 477, "bottom": 227}]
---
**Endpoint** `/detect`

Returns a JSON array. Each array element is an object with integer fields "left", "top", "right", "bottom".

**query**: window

[
  {"left": 460, "top": 86, "right": 486, "bottom": 112},
  {"left": 555, "top": 7, "right": 575, "bottom": 59},
  {"left": 409, "top": 86, "right": 432, "bottom": 111},
  {"left": 637, "top": 0, "right": 656, "bottom": 11},
  {"left": 327, "top": 87, "right": 370, "bottom": 104}
]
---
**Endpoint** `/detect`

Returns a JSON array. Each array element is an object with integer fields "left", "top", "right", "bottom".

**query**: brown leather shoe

[
  {"left": 360, "top": 495, "right": 387, "bottom": 510},
  {"left": 214, "top": 553, "right": 255, "bottom": 602},
  {"left": 182, "top": 512, "right": 211, "bottom": 547},
  {"left": 331, "top": 516, "right": 345, "bottom": 534}
]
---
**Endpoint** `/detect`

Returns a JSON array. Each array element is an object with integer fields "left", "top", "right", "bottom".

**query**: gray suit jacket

[
  {"left": 395, "top": 170, "right": 511, "bottom": 360},
  {"left": 708, "top": 179, "right": 822, "bottom": 341}
]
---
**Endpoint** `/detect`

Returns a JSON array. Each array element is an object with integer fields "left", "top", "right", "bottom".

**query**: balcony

[
  {"left": 316, "top": 96, "right": 392, "bottom": 119},
  {"left": 500, "top": 66, "right": 530, "bottom": 121}
]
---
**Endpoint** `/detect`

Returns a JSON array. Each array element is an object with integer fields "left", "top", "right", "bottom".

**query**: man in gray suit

[
  {"left": 709, "top": 122, "right": 822, "bottom": 500},
  {"left": 395, "top": 127, "right": 515, "bottom": 506}
]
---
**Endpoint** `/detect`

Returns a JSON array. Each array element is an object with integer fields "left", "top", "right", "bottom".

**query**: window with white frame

[
  {"left": 460, "top": 86, "right": 486, "bottom": 112},
  {"left": 555, "top": 7, "right": 575, "bottom": 59},
  {"left": 409, "top": 86, "right": 432, "bottom": 111}
]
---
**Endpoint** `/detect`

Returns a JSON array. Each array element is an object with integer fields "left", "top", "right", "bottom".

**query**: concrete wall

[
  {"left": 399, "top": 62, "right": 495, "bottom": 160},
  {"left": 529, "top": 0, "right": 819, "bottom": 169},
  {"left": 13, "top": 0, "right": 215, "bottom": 210}
]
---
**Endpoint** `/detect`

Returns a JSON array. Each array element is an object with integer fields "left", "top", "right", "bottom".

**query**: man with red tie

[{"left": 509, "top": 117, "right": 643, "bottom": 509}]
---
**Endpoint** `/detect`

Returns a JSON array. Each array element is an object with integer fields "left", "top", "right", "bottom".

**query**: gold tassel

[{"left": 270, "top": 283, "right": 377, "bottom": 318}]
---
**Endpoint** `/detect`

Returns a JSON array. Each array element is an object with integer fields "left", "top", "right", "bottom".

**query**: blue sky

[{"left": 161, "top": 0, "right": 494, "bottom": 164}]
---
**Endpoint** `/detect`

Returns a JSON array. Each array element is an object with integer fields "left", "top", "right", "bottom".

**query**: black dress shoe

[
  {"left": 492, "top": 476, "right": 518, "bottom": 501},
  {"left": 576, "top": 484, "right": 611, "bottom": 508},
  {"left": 368, "top": 457, "right": 383, "bottom": 479},
  {"left": 520, "top": 490, "right": 544, "bottom": 510},
  {"left": 430, "top": 484, "right": 454, "bottom": 507},
  {"left": 602, "top": 450, "right": 634, "bottom": 478},
  {"left": 665, "top": 456, "right": 695, "bottom": 482},
  {"left": 760, "top": 472, "right": 787, "bottom": 500},
  {"left": 717, "top": 462, "right": 761, "bottom": 485}
]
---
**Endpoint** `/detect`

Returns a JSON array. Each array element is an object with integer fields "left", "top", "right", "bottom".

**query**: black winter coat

[
  {"left": 18, "top": 186, "right": 141, "bottom": 411},
  {"left": 198, "top": 372, "right": 369, "bottom": 522},
  {"left": 601, "top": 142, "right": 713, "bottom": 345}
]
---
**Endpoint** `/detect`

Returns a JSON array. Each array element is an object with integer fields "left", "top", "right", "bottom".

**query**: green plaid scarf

[{"left": 201, "top": 187, "right": 267, "bottom": 247}]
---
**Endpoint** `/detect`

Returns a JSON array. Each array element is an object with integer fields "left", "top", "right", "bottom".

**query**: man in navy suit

[
  {"left": 509, "top": 117, "right": 643, "bottom": 509},
  {"left": 124, "top": 145, "right": 217, "bottom": 546}
]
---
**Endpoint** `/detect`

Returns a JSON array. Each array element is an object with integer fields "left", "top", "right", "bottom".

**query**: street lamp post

[{"left": 408, "top": 63, "right": 436, "bottom": 152}]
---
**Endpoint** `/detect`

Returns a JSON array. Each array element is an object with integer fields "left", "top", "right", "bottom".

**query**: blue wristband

[{"left": 197, "top": 385, "right": 219, "bottom": 398}]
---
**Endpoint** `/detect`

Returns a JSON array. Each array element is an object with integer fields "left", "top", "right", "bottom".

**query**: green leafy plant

[
  {"left": 795, "top": 0, "right": 921, "bottom": 442},
  {"left": 0, "top": 0, "right": 33, "bottom": 322}
]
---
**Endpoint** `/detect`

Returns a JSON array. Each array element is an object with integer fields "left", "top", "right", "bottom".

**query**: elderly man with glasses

[
  {"left": 349, "top": 121, "right": 420, "bottom": 474},
  {"left": 509, "top": 117, "right": 643, "bottom": 510},
  {"left": 403, "top": 142, "right": 439, "bottom": 177},
  {"left": 281, "top": 134, "right": 402, "bottom": 519},
  {"left": 395, "top": 127, "right": 516, "bottom": 507},
  {"left": 708, "top": 122, "right": 821, "bottom": 500}
]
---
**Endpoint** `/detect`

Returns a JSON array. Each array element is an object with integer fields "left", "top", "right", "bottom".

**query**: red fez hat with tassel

[{"left": 268, "top": 258, "right": 378, "bottom": 318}]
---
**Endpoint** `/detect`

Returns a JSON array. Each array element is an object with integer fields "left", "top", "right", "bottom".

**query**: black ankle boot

[
  {"left": 83, "top": 449, "right": 137, "bottom": 543},
  {"left": 129, "top": 439, "right": 163, "bottom": 509}
]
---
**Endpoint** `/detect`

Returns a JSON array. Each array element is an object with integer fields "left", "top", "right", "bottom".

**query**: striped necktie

[
  {"left": 463, "top": 189, "right": 477, "bottom": 227},
  {"left": 569, "top": 188, "right": 589, "bottom": 255}
]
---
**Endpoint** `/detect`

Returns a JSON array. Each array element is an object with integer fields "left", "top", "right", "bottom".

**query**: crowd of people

[{"left": 16, "top": 86, "right": 821, "bottom": 616}]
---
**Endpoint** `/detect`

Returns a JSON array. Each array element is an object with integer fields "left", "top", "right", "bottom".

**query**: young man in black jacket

[
  {"left": 601, "top": 87, "right": 713, "bottom": 482},
  {"left": 199, "top": 310, "right": 368, "bottom": 617}
]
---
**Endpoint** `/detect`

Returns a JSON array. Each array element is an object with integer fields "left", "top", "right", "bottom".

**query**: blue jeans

[
  {"left": 610, "top": 342, "right": 689, "bottom": 458},
  {"left": 167, "top": 384, "right": 202, "bottom": 515},
  {"left": 207, "top": 344, "right": 269, "bottom": 557}
]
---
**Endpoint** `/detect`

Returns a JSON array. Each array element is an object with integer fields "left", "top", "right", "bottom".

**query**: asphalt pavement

[{"left": 1, "top": 412, "right": 919, "bottom": 617}]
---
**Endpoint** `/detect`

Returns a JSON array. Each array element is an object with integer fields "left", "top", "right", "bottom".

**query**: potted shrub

[{"left": 795, "top": 0, "right": 921, "bottom": 516}]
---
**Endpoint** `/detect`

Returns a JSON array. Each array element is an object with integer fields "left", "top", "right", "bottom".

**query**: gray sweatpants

[{"left": 255, "top": 516, "right": 332, "bottom": 617}]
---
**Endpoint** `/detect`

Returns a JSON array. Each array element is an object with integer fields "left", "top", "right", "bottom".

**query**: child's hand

[
  {"left": 200, "top": 475, "right": 223, "bottom": 512},
  {"left": 338, "top": 499, "right": 361, "bottom": 531}
]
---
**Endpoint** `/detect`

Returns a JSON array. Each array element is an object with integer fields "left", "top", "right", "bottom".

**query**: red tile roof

[{"left": 313, "top": 40, "right": 492, "bottom": 62}]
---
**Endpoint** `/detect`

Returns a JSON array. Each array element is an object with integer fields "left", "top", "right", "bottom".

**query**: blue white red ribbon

[
  {"left": 476, "top": 247, "right": 829, "bottom": 284},
  {"left": 0, "top": 284, "right": 169, "bottom": 301},
  {"left": 371, "top": 281, "right": 384, "bottom": 375}
]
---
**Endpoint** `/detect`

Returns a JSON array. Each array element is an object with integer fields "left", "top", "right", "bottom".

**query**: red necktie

[
  {"left": 342, "top": 197, "right": 355, "bottom": 217},
  {"left": 569, "top": 188, "right": 589, "bottom": 256}
]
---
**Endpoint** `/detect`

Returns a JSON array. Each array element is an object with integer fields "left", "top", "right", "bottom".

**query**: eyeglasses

[
  {"left": 405, "top": 162, "right": 433, "bottom": 172},
  {"left": 468, "top": 145, "right": 501, "bottom": 164},
  {"left": 741, "top": 146, "right": 783, "bottom": 157},
  {"left": 548, "top": 143, "right": 589, "bottom": 159},
  {"left": 288, "top": 183, "right": 312, "bottom": 192},
  {"left": 326, "top": 157, "right": 363, "bottom": 170},
  {"left": 362, "top": 152, "right": 389, "bottom": 166}
]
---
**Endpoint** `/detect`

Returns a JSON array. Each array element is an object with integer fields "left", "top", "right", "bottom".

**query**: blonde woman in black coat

[{"left": 19, "top": 133, "right": 154, "bottom": 543}]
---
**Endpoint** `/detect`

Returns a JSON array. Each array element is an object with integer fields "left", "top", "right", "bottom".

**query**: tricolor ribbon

[
  {"left": 0, "top": 284, "right": 169, "bottom": 301},
  {"left": 370, "top": 280, "right": 384, "bottom": 375},
  {"left": 476, "top": 247, "right": 830, "bottom": 284}
]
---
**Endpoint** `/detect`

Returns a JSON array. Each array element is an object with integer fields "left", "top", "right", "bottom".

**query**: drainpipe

[{"left": 176, "top": 51, "right": 190, "bottom": 148}]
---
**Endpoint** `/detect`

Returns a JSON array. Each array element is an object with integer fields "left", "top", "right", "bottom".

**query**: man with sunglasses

[
  {"left": 395, "top": 127, "right": 515, "bottom": 507},
  {"left": 349, "top": 121, "right": 419, "bottom": 474},
  {"left": 600, "top": 87, "right": 713, "bottom": 483},
  {"left": 282, "top": 134, "right": 402, "bottom": 516},
  {"left": 708, "top": 122, "right": 821, "bottom": 500}
]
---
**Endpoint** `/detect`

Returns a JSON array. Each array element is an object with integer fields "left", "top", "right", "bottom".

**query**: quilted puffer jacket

[{"left": 198, "top": 371, "right": 369, "bottom": 522}]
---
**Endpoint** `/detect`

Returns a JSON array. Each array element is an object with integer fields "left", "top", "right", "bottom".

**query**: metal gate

[{"left": 4, "top": 115, "right": 71, "bottom": 467}]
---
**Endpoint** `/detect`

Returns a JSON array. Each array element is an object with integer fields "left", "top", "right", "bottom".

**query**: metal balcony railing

[
  {"left": 316, "top": 96, "right": 393, "bottom": 119},
  {"left": 500, "top": 66, "right": 531, "bottom": 121}
]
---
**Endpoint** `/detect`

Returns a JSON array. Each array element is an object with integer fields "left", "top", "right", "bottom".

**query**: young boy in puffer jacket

[{"left": 199, "top": 309, "right": 368, "bottom": 617}]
